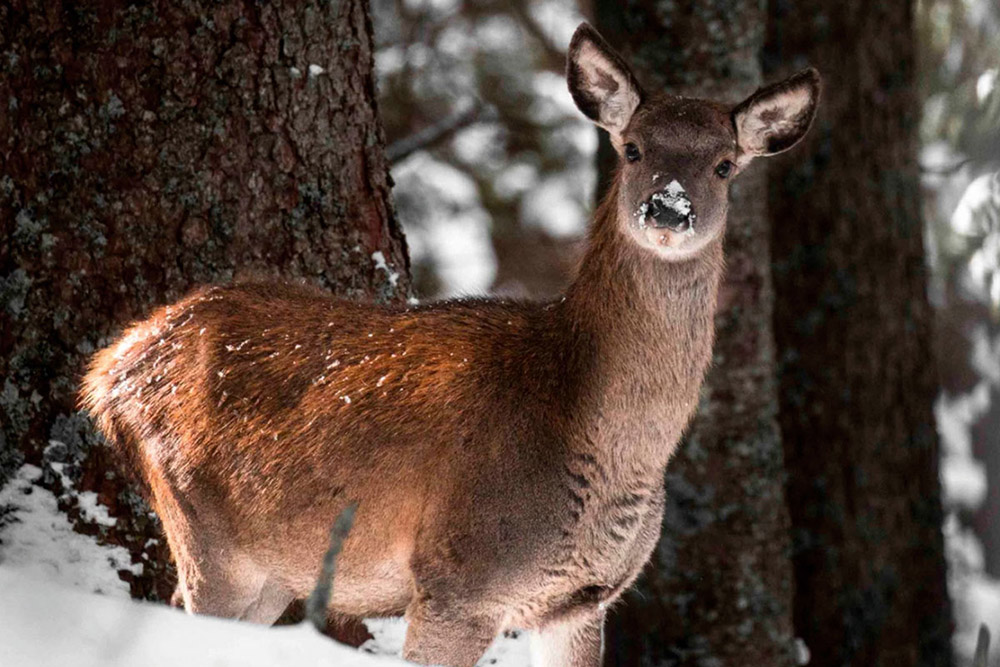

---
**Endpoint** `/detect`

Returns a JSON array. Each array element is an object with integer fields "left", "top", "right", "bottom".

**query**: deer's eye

[
  {"left": 624, "top": 143, "right": 641, "bottom": 163},
  {"left": 715, "top": 160, "right": 734, "bottom": 178}
]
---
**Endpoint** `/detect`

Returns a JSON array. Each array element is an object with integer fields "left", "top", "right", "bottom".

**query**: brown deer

[{"left": 81, "top": 23, "right": 819, "bottom": 667}]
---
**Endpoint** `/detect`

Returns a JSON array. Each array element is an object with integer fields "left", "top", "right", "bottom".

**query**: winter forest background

[{"left": 1, "top": 0, "right": 999, "bottom": 666}]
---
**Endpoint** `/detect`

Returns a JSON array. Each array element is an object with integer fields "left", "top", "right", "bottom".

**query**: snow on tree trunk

[
  {"left": 0, "top": 0, "right": 408, "bottom": 603},
  {"left": 594, "top": 3, "right": 796, "bottom": 665},
  {"left": 765, "top": 1, "right": 953, "bottom": 665}
]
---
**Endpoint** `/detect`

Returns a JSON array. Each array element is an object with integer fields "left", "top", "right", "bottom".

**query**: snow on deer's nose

[{"left": 636, "top": 180, "right": 696, "bottom": 233}]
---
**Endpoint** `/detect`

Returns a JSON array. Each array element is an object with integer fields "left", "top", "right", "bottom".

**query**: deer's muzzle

[{"left": 638, "top": 180, "right": 696, "bottom": 233}]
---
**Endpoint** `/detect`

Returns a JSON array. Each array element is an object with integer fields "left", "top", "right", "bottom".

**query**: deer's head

[{"left": 567, "top": 23, "right": 820, "bottom": 261}]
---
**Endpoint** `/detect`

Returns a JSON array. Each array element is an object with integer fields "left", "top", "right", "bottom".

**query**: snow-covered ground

[
  {"left": 0, "top": 456, "right": 531, "bottom": 666},
  {"left": 0, "top": 463, "right": 139, "bottom": 597},
  {"left": 0, "top": 567, "right": 407, "bottom": 667}
]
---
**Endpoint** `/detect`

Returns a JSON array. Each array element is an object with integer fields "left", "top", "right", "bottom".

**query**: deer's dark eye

[
  {"left": 715, "top": 160, "right": 734, "bottom": 178},
  {"left": 624, "top": 143, "right": 641, "bottom": 163}
]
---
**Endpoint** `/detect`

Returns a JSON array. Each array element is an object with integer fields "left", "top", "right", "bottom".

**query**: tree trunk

[
  {"left": 595, "top": 3, "right": 796, "bottom": 665},
  {"left": 0, "top": 0, "right": 408, "bottom": 604},
  {"left": 765, "top": 1, "right": 952, "bottom": 665}
]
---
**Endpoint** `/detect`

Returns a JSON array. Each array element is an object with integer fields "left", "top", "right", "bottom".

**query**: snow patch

[
  {"left": 976, "top": 69, "right": 997, "bottom": 104},
  {"left": 0, "top": 465, "right": 138, "bottom": 596},
  {"left": 521, "top": 177, "right": 587, "bottom": 238},
  {"left": 793, "top": 637, "right": 811, "bottom": 665},
  {"left": 0, "top": 569, "right": 408, "bottom": 667},
  {"left": 77, "top": 490, "right": 119, "bottom": 527},
  {"left": 392, "top": 153, "right": 497, "bottom": 296},
  {"left": 372, "top": 251, "right": 401, "bottom": 288},
  {"left": 361, "top": 617, "right": 531, "bottom": 666},
  {"left": 634, "top": 180, "right": 695, "bottom": 233}
]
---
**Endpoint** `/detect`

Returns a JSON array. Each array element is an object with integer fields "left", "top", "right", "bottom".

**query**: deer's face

[
  {"left": 567, "top": 23, "right": 820, "bottom": 261},
  {"left": 615, "top": 97, "right": 736, "bottom": 259}
]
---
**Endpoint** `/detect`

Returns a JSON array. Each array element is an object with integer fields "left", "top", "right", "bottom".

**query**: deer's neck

[{"left": 558, "top": 194, "right": 724, "bottom": 471}]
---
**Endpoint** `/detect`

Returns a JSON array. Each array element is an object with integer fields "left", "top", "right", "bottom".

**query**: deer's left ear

[
  {"left": 567, "top": 22, "right": 643, "bottom": 142},
  {"left": 732, "top": 68, "right": 821, "bottom": 167}
]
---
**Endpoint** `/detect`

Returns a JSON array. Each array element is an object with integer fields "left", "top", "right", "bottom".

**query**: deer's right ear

[
  {"left": 732, "top": 68, "right": 821, "bottom": 167},
  {"left": 567, "top": 23, "right": 643, "bottom": 141}
]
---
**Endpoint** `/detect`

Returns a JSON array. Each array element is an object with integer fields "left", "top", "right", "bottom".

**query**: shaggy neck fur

[{"left": 559, "top": 176, "right": 725, "bottom": 470}]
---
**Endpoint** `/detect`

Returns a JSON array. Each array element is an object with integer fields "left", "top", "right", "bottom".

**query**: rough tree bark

[
  {"left": 595, "top": 3, "right": 796, "bottom": 665},
  {"left": 0, "top": 0, "right": 409, "bottom": 607},
  {"left": 765, "top": 1, "right": 952, "bottom": 665}
]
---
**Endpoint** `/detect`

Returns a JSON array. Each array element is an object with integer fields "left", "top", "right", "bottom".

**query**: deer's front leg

[
  {"left": 530, "top": 610, "right": 606, "bottom": 667},
  {"left": 402, "top": 595, "right": 498, "bottom": 667}
]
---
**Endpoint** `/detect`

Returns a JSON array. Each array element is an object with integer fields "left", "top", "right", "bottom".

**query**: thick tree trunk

[
  {"left": 0, "top": 0, "right": 408, "bottom": 603},
  {"left": 765, "top": 1, "right": 952, "bottom": 665},
  {"left": 595, "top": 3, "right": 795, "bottom": 665}
]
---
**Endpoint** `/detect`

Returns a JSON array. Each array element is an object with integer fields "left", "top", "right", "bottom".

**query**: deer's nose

[
  {"left": 647, "top": 198, "right": 692, "bottom": 232},
  {"left": 644, "top": 181, "right": 695, "bottom": 233}
]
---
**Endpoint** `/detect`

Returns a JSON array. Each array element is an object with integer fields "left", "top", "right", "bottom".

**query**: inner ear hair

[
  {"left": 567, "top": 23, "right": 643, "bottom": 137},
  {"left": 733, "top": 68, "right": 821, "bottom": 159}
]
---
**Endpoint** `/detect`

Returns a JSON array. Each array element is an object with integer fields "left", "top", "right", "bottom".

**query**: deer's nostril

[
  {"left": 636, "top": 180, "right": 696, "bottom": 234},
  {"left": 648, "top": 198, "right": 665, "bottom": 220},
  {"left": 650, "top": 209, "right": 690, "bottom": 232},
  {"left": 646, "top": 199, "right": 693, "bottom": 232}
]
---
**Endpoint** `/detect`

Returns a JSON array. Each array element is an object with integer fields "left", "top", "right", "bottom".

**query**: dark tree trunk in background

[
  {"left": 766, "top": 1, "right": 952, "bottom": 665},
  {"left": 0, "top": 0, "right": 408, "bottom": 602},
  {"left": 596, "top": 3, "right": 795, "bottom": 665}
]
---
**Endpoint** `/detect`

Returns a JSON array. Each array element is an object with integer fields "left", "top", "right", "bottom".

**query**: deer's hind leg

[{"left": 148, "top": 474, "right": 294, "bottom": 624}]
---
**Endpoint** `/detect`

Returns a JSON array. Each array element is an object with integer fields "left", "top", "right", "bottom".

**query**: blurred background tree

[
  {"left": 765, "top": 0, "right": 951, "bottom": 664},
  {"left": 371, "top": 0, "right": 590, "bottom": 299},
  {"left": 916, "top": 0, "right": 1000, "bottom": 661}
]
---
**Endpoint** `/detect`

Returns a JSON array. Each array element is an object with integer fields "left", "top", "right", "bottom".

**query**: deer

[{"left": 80, "top": 22, "right": 819, "bottom": 667}]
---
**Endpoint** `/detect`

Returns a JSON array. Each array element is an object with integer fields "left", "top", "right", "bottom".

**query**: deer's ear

[
  {"left": 567, "top": 22, "right": 643, "bottom": 140},
  {"left": 732, "top": 68, "right": 821, "bottom": 166}
]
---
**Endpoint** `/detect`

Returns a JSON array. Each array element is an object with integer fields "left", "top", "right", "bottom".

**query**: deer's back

[{"left": 83, "top": 282, "right": 624, "bottom": 610}]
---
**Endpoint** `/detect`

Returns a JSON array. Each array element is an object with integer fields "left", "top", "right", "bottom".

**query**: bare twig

[
  {"left": 920, "top": 157, "right": 973, "bottom": 176},
  {"left": 973, "top": 624, "right": 991, "bottom": 667},
  {"left": 506, "top": 0, "right": 566, "bottom": 73},
  {"left": 306, "top": 503, "right": 357, "bottom": 632},
  {"left": 387, "top": 98, "right": 486, "bottom": 164}
]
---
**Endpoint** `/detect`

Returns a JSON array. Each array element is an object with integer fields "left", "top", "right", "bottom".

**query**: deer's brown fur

[{"left": 81, "top": 23, "right": 819, "bottom": 667}]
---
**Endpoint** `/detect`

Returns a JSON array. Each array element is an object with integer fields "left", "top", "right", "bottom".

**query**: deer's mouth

[{"left": 634, "top": 180, "right": 696, "bottom": 234}]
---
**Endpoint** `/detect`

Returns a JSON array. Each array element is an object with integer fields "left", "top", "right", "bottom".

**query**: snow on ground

[
  {"left": 363, "top": 618, "right": 531, "bottom": 666},
  {"left": 0, "top": 567, "right": 406, "bottom": 667},
  {"left": 0, "top": 464, "right": 138, "bottom": 597},
  {"left": 0, "top": 461, "right": 532, "bottom": 665}
]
